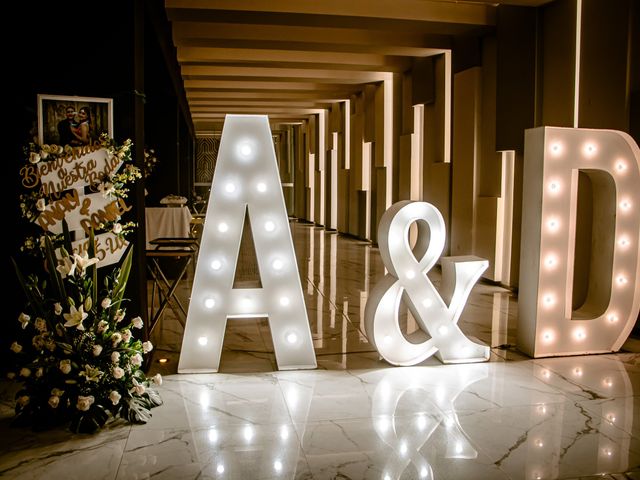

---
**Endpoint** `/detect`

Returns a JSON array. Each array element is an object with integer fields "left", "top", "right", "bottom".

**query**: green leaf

[
  {"left": 11, "top": 257, "right": 46, "bottom": 316},
  {"left": 61, "top": 219, "right": 73, "bottom": 253},
  {"left": 111, "top": 246, "right": 133, "bottom": 306},
  {"left": 88, "top": 228, "right": 98, "bottom": 305},
  {"left": 146, "top": 388, "right": 163, "bottom": 408},
  {"left": 122, "top": 396, "right": 152, "bottom": 424},
  {"left": 44, "top": 236, "right": 67, "bottom": 302}
]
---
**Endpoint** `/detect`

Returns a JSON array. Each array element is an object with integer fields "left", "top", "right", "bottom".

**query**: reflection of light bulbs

[
  {"left": 603, "top": 377, "right": 613, "bottom": 387},
  {"left": 204, "top": 298, "right": 215, "bottom": 309},
  {"left": 573, "top": 367, "right": 582, "bottom": 377},
  {"left": 400, "top": 442, "right": 408, "bottom": 455},
  {"left": 216, "top": 464, "right": 224, "bottom": 474},
  {"left": 244, "top": 425, "right": 254, "bottom": 441},
  {"left": 257, "top": 182, "right": 267, "bottom": 192},
  {"left": 535, "top": 439, "right": 544, "bottom": 448},
  {"left": 280, "top": 425, "right": 289, "bottom": 440},
  {"left": 198, "top": 336, "right": 208, "bottom": 346},
  {"left": 606, "top": 413, "right": 616, "bottom": 423},
  {"left": 538, "top": 405, "right": 547, "bottom": 414},
  {"left": 273, "top": 460, "right": 282, "bottom": 472},
  {"left": 420, "top": 467, "right": 428, "bottom": 478},
  {"left": 208, "top": 428, "right": 218, "bottom": 443}
]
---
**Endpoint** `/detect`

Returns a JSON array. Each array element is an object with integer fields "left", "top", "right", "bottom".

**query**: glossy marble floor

[{"left": 2, "top": 220, "right": 640, "bottom": 479}]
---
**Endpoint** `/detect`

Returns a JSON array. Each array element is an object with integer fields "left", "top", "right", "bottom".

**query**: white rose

[
  {"left": 97, "top": 320, "right": 109, "bottom": 333},
  {"left": 131, "top": 379, "right": 145, "bottom": 396},
  {"left": 29, "top": 152, "right": 41, "bottom": 164},
  {"left": 122, "top": 329, "right": 132, "bottom": 343},
  {"left": 10, "top": 342, "right": 22, "bottom": 353},
  {"left": 130, "top": 353, "right": 143, "bottom": 366},
  {"left": 101, "top": 298, "right": 112, "bottom": 309},
  {"left": 59, "top": 359, "right": 71, "bottom": 374},
  {"left": 114, "top": 310, "right": 125, "bottom": 323},
  {"left": 54, "top": 303, "right": 63, "bottom": 315},
  {"left": 132, "top": 316, "right": 143, "bottom": 329},
  {"left": 48, "top": 395, "right": 60, "bottom": 408},
  {"left": 109, "top": 390, "right": 121, "bottom": 405},
  {"left": 112, "top": 223, "right": 123, "bottom": 234},
  {"left": 35, "top": 317, "right": 47, "bottom": 332},
  {"left": 112, "top": 367, "right": 125, "bottom": 379},
  {"left": 111, "top": 351, "right": 121, "bottom": 363},
  {"left": 20, "top": 368, "right": 31, "bottom": 377},
  {"left": 152, "top": 373, "right": 163, "bottom": 385},
  {"left": 17, "top": 395, "right": 30, "bottom": 407},
  {"left": 36, "top": 198, "right": 46, "bottom": 212},
  {"left": 35, "top": 368, "right": 43, "bottom": 378},
  {"left": 142, "top": 341, "right": 153, "bottom": 354},
  {"left": 111, "top": 332, "right": 122, "bottom": 347},
  {"left": 93, "top": 345, "right": 103, "bottom": 356},
  {"left": 76, "top": 395, "right": 95, "bottom": 412}
]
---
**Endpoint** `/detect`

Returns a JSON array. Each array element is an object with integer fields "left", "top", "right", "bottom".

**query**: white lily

[
  {"left": 63, "top": 305, "right": 88, "bottom": 330},
  {"left": 73, "top": 252, "right": 99, "bottom": 276},
  {"left": 56, "top": 256, "right": 77, "bottom": 279}
]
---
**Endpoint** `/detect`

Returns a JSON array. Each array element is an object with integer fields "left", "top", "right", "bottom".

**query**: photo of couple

[{"left": 38, "top": 94, "right": 113, "bottom": 147}]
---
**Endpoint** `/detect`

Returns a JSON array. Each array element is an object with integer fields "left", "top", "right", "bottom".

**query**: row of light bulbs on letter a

[
  {"left": 518, "top": 127, "right": 640, "bottom": 358},
  {"left": 178, "top": 115, "right": 316, "bottom": 373}
]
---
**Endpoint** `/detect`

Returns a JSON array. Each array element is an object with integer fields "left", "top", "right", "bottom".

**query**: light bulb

[
  {"left": 383, "top": 335, "right": 392, "bottom": 345},
  {"left": 406, "top": 270, "right": 415, "bottom": 279},
  {"left": 422, "top": 298, "right": 432, "bottom": 308},
  {"left": 544, "top": 255, "right": 557, "bottom": 269},
  {"left": 272, "top": 259, "right": 284, "bottom": 270},
  {"left": 574, "top": 329, "right": 586, "bottom": 340},
  {"left": 225, "top": 182, "right": 236, "bottom": 193},
  {"left": 542, "top": 330, "right": 554, "bottom": 342},
  {"left": 210, "top": 259, "right": 222, "bottom": 271},
  {"left": 550, "top": 142, "right": 563, "bottom": 156},
  {"left": 218, "top": 222, "right": 229, "bottom": 233},
  {"left": 198, "top": 336, "right": 208, "bottom": 346},
  {"left": 583, "top": 143, "right": 597, "bottom": 156},
  {"left": 438, "top": 325, "right": 448, "bottom": 336},
  {"left": 607, "top": 313, "right": 618, "bottom": 323},
  {"left": 280, "top": 296, "right": 290, "bottom": 307},
  {"left": 615, "top": 160, "right": 627, "bottom": 173},
  {"left": 620, "top": 199, "right": 631, "bottom": 210},
  {"left": 548, "top": 181, "right": 560, "bottom": 193},
  {"left": 286, "top": 332, "right": 297, "bottom": 344},
  {"left": 204, "top": 298, "right": 216, "bottom": 309},
  {"left": 256, "top": 182, "right": 267, "bottom": 192},
  {"left": 238, "top": 142, "right": 253, "bottom": 159},
  {"left": 618, "top": 237, "right": 629, "bottom": 248},
  {"left": 617, "top": 275, "right": 628, "bottom": 286},
  {"left": 264, "top": 221, "right": 275, "bottom": 232},
  {"left": 547, "top": 218, "right": 560, "bottom": 232},
  {"left": 543, "top": 294, "right": 555, "bottom": 307},
  {"left": 216, "top": 464, "right": 225, "bottom": 474}
]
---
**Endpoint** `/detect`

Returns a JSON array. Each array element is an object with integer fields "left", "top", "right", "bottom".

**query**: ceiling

[{"left": 165, "top": 0, "right": 551, "bottom": 133}]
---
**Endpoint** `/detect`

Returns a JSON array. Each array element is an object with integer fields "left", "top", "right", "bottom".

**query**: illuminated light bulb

[
  {"left": 544, "top": 255, "right": 557, "bottom": 269},
  {"left": 406, "top": 270, "right": 416, "bottom": 279},
  {"left": 264, "top": 220, "right": 276, "bottom": 232},
  {"left": 400, "top": 442, "right": 408, "bottom": 455},
  {"left": 550, "top": 142, "right": 563, "bottom": 155},
  {"left": 280, "top": 425, "right": 289, "bottom": 440},
  {"left": 535, "top": 439, "right": 544, "bottom": 448},
  {"left": 620, "top": 199, "right": 631, "bottom": 211},
  {"left": 573, "top": 367, "right": 582, "bottom": 377},
  {"left": 420, "top": 467, "right": 428, "bottom": 478},
  {"left": 210, "top": 259, "right": 222, "bottom": 271},
  {"left": 238, "top": 142, "right": 253, "bottom": 159},
  {"left": 242, "top": 297, "right": 252, "bottom": 308},
  {"left": 574, "top": 329, "right": 586, "bottom": 341},
  {"left": 607, "top": 313, "right": 619, "bottom": 323},
  {"left": 542, "top": 294, "right": 555, "bottom": 307},
  {"left": 383, "top": 335, "right": 392, "bottom": 345},
  {"left": 616, "top": 275, "right": 628, "bottom": 286},
  {"left": 583, "top": 143, "right": 597, "bottom": 156},
  {"left": 547, "top": 218, "right": 560, "bottom": 232},
  {"left": 218, "top": 222, "right": 229, "bottom": 233},
  {"left": 455, "top": 442, "right": 463, "bottom": 454},
  {"left": 438, "top": 325, "right": 448, "bottom": 336},
  {"left": 542, "top": 330, "right": 554, "bottom": 342},
  {"left": 603, "top": 377, "right": 613, "bottom": 387},
  {"left": 198, "top": 336, "right": 208, "bottom": 346},
  {"left": 618, "top": 237, "right": 630, "bottom": 248},
  {"left": 422, "top": 298, "right": 433, "bottom": 308},
  {"left": 158, "top": 358, "right": 168, "bottom": 364},
  {"left": 548, "top": 181, "right": 560, "bottom": 193},
  {"left": 286, "top": 332, "right": 297, "bottom": 344},
  {"left": 272, "top": 259, "right": 284, "bottom": 270},
  {"left": 244, "top": 425, "right": 254, "bottom": 441},
  {"left": 273, "top": 460, "right": 283, "bottom": 472},
  {"left": 280, "top": 296, "right": 290, "bottom": 307},
  {"left": 204, "top": 298, "right": 216, "bottom": 309},
  {"left": 225, "top": 182, "right": 236, "bottom": 193},
  {"left": 256, "top": 182, "right": 267, "bottom": 192},
  {"left": 217, "top": 464, "right": 225, "bottom": 474},
  {"left": 615, "top": 160, "right": 627, "bottom": 173},
  {"left": 208, "top": 428, "right": 218, "bottom": 443}
]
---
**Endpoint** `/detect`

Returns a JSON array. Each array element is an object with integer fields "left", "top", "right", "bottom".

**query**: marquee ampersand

[{"left": 364, "top": 201, "right": 490, "bottom": 366}]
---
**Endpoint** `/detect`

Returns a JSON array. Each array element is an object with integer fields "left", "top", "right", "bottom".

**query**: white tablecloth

[{"left": 145, "top": 207, "right": 193, "bottom": 249}]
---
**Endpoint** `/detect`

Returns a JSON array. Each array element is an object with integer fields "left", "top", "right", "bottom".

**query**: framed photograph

[{"left": 37, "top": 94, "right": 113, "bottom": 147}]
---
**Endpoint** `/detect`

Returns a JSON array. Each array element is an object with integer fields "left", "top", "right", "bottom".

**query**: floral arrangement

[
  {"left": 143, "top": 147, "right": 158, "bottom": 179},
  {"left": 9, "top": 136, "right": 162, "bottom": 433}
]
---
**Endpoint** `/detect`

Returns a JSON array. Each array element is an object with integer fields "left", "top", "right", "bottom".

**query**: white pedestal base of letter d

[
  {"left": 518, "top": 127, "right": 640, "bottom": 357},
  {"left": 178, "top": 115, "right": 316, "bottom": 372}
]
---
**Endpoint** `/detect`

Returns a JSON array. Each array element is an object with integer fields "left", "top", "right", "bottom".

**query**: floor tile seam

[{"left": 112, "top": 424, "right": 133, "bottom": 480}]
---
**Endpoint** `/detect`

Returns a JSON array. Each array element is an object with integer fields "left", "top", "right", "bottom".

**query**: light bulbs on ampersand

[
  {"left": 256, "top": 182, "right": 267, "bottom": 192},
  {"left": 286, "top": 332, "right": 297, "bottom": 344},
  {"left": 225, "top": 182, "right": 236, "bottom": 193},
  {"left": 547, "top": 217, "right": 560, "bottom": 232},
  {"left": 550, "top": 142, "right": 563, "bottom": 156},
  {"left": 583, "top": 142, "right": 597, "bottom": 157},
  {"left": 264, "top": 220, "right": 275, "bottom": 232},
  {"left": 619, "top": 199, "right": 631, "bottom": 211},
  {"left": 210, "top": 259, "right": 222, "bottom": 271},
  {"left": 406, "top": 270, "right": 416, "bottom": 279},
  {"left": 218, "top": 222, "right": 229, "bottom": 233},
  {"left": 615, "top": 160, "right": 627, "bottom": 173},
  {"left": 607, "top": 313, "right": 619, "bottom": 323},
  {"left": 198, "top": 336, "right": 208, "bottom": 346},
  {"left": 279, "top": 296, "right": 290, "bottom": 307},
  {"left": 272, "top": 259, "right": 284, "bottom": 270},
  {"left": 574, "top": 328, "right": 586, "bottom": 340},
  {"left": 204, "top": 298, "right": 216, "bottom": 309}
]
